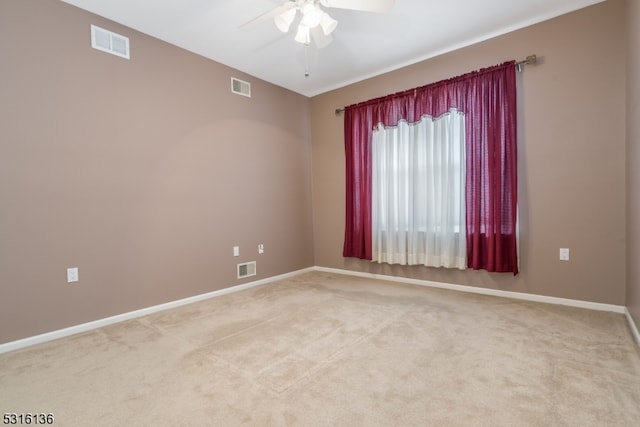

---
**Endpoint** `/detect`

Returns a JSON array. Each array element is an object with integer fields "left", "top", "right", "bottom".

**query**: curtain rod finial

[{"left": 516, "top": 54, "right": 537, "bottom": 72}]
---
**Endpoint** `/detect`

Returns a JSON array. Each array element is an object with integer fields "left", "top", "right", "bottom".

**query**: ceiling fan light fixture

[
  {"left": 319, "top": 12, "right": 338, "bottom": 35},
  {"left": 294, "top": 24, "right": 311, "bottom": 44},
  {"left": 274, "top": 8, "right": 296, "bottom": 32},
  {"left": 301, "top": 3, "right": 322, "bottom": 28}
]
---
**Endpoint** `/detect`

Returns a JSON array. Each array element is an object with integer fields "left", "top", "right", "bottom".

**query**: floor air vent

[
  {"left": 91, "top": 25, "right": 130, "bottom": 59},
  {"left": 237, "top": 261, "right": 256, "bottom": 279},
  {"left": 231, "top": 77, "right": 251, "bottom": 97}
]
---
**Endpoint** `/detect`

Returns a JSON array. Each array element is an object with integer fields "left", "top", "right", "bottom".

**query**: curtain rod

[{"left": 334, "top": 54, "right": 537, "bottom": 116}]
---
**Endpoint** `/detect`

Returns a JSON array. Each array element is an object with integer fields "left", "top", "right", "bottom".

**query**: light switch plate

[{"left": 559, "top": 248, "right": 570, "bottom": 261}]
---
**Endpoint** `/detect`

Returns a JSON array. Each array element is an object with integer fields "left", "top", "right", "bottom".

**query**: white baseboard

[
  {"left": 625, "top": 308, "right": 640, "bottom": 346},
  {"left": 0, "top": 267, "right": 315, "bottom": 355},
  {"left": 313, "top": 266, "right": 627, "bottom": 314},
  {"left": 1, "top": 265, "right": 633, "bottom": 354}
]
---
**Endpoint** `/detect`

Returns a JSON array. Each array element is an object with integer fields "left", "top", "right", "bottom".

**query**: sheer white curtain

[{"left": 371, "top": 108, "right": 467, "bottom": 269}]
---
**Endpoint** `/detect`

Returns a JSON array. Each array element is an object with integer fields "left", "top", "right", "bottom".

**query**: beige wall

[
  {"left": 627, "top": 0, "right": 640, "bottom": 329},
  {"left": 310, "top": 0, "right": 627, "bottom": 305},
  {"left": 0, "top": 1, "right": 314, "bottom": 344}
]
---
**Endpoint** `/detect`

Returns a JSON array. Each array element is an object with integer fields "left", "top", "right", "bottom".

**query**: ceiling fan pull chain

[{"left": 304, "top": 44, "right": 310, "bottom": 77}]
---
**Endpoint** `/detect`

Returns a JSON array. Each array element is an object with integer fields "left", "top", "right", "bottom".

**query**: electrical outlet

[
  {"left": 67, "top": 267, "right": 79, "bottom": 283},
  {"left": 559, "top": 248, "right": 570, "bottom": 261}
]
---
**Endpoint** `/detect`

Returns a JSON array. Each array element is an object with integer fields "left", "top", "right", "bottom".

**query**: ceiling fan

[{"left": 240, "top": 0, "right": 395, "bottom": 48}]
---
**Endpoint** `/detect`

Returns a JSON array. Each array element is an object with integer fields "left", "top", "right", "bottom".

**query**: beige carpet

[{"left": 1, "top": 271, "right": 639, "bottom": 426}]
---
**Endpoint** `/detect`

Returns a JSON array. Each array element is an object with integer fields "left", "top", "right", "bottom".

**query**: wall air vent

[
  {"left": 231, "top": 77, "right": 251, "bottom": 97},
  {"left": 237, "top": 261, "right": 256, "bottom": 279},
  {"left": 91, "top": 25, "right": 130, "bottom": 59}
]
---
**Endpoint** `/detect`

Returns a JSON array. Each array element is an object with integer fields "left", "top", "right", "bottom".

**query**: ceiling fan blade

[
  {"left": 238, "top": 1, "right": 296, "bottom": 30},
  {"left": 320, "top": 0, "right": 394, "bottom": 13},
  {"left": 311, "top": 26, "right": 333, "bottom": 49}
]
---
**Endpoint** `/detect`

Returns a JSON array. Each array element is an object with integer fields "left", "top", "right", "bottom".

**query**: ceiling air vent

[
  {"left": 231, "top": 77, "right": 251, "bottom": 97},
  {"left": 91, "top": 25, "right": 130, "bottom": 59},
  {"left": 237, "top": 261, "right": 256, "bottom": 279}
]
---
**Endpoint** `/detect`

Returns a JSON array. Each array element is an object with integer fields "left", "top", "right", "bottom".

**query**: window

[
  {"left": 371, "top": 110, "right": 467, "bottom": 268},
  {"left": 343, "top": 61, "right": 519, "bottom": 274}
]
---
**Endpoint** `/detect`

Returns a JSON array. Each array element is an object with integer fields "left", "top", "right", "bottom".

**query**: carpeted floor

[{"left": 1, "top": 271, "right": 639, "bottom": 426}]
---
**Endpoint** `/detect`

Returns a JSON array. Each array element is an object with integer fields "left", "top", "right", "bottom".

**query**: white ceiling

[{"left": 61, "top": 0, "right": 604, "bottom": 97}]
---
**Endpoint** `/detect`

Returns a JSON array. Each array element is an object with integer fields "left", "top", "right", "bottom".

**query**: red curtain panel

[{"left": 343, "top": 61, "right": 518, "bottom": 274}]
